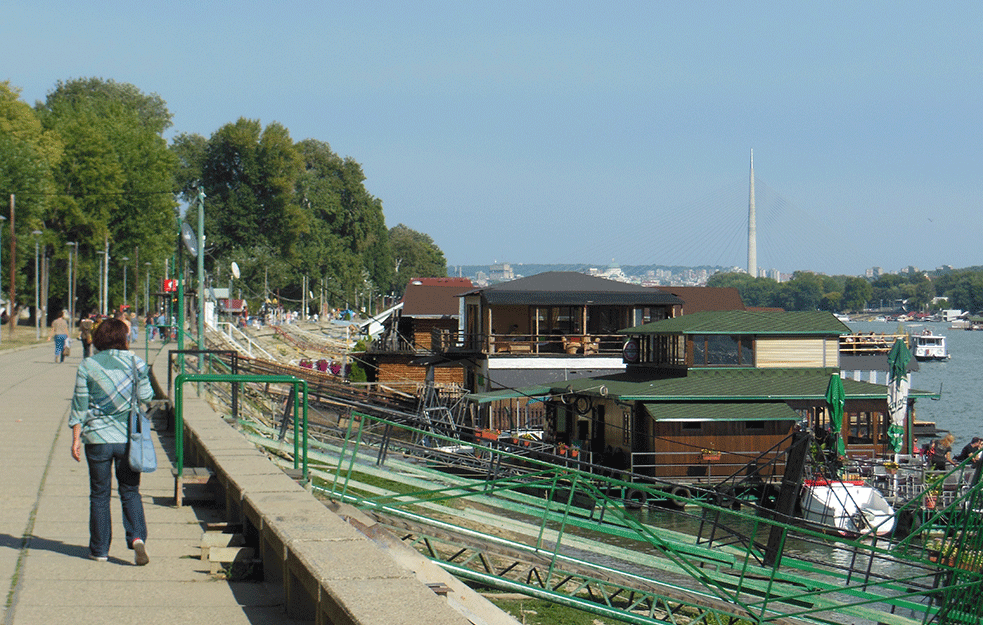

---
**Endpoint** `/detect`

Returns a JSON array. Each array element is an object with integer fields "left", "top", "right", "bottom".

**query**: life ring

[{"left": 574, "top": 396, "right": 592, "bottom": 415}]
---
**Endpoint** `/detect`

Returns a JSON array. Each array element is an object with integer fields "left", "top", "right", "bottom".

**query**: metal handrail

[{"left": 173, "top": 373, "right": 309, "bottom": 480}]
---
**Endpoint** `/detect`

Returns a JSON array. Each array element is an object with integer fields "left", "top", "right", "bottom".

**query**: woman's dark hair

[{"left": 92, "top": 318, "right": 129, "bottom": 351}]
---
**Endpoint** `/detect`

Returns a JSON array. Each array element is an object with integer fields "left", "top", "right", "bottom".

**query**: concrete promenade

[{"left": 0, "top": 340, "right": 306, "bottom": 625}]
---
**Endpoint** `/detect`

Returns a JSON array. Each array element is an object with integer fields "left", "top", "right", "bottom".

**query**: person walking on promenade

[
  {"left": 47, "top": 309, "right": 70, "bottom": 363},
  {"left": 69, "top": 317, "right": 154, "bottom": 565},
  {"left": 78, "top": 312, "right": 95, "bottom": 358}
]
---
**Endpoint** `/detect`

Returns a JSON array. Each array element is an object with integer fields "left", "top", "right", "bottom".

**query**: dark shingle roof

[
  {"left": 547, "top": 367, "right": 938, "bottom": 402},
  {"left": 642, "top": 402, "right": 800, "bottom": 422},
  {"left": 462, "top": 272, "right": 683, "bottom": 306},
  {"left": 619, "top": 310, "right": 850, "bottom": 336}
]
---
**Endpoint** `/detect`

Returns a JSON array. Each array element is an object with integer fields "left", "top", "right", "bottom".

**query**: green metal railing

[
  {"left": 295, "top": 408, "right": 983, "bottom": 625},
  {"left": 173, "top": 373, "right": 309, "bottom": 479}
]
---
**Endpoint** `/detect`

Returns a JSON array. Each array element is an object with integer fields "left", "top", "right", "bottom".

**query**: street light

[
  {"left": 0, "top": 216, "right": 5, "bottom": 346},
  {"left": 95, "top": 249, "right": 104, "bottom": 315},
  {"left": 121, "top": 256, "right": 129, "bottom": 309},
  {"left": 66, "top": 242, "right": 77, "bottom": 328},
  {"left": 32, "top": 230, "right": 41, "bottom": 340},
  {"left": 145, "top": 262, "right": 152, "bottom": 315}
]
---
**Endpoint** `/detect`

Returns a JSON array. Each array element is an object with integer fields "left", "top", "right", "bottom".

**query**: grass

[
  {"left": 487, "top": 596, "right": 617, "bottom": 625},
  {"left": 0, "top": 325, "right": 47, "bottom": 351}
]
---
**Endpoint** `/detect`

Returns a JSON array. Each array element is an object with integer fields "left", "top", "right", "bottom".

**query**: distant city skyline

[{"left": 7, "top": 3, "right": 981, "bottom": 277}]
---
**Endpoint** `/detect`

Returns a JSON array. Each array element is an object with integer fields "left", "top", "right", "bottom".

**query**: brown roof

[
  {"left": 654, "top": 286, "right": 746, "bottom": 314},
  {"left": 401, "top": 278, "right": 474, "bottom": 317}
]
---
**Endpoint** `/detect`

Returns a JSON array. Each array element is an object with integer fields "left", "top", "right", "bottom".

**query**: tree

[
  {"left": 389, "top": 224, "right": 447, "bottom": 294},
  {"left": 36, "top": 78, "right": 177, "bottom": 313},
  {"left": 0, "top": 82, "right": 62, "bottom": 306},
  {"left": 841, "top": 277, "right": 873, "bottom": 312}
]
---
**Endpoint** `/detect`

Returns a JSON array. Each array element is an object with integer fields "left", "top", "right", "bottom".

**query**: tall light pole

[
  {"left": 0, "top": 216, "right": 5, "bottom": 346},
  {"left": 95, "top": 250, "right": 104, "bottom": 315},
  {"left": 121, "top": 256, "right": 129, "bottom": 309},
  {"left": 66, "top": 242, "right": 77, "bottom": 328},
  {"left": 196, "top": 188, "right": 206, "bottom": 345},
  {"left": 32, "top": 231, "right": 41, "bottom": 340},
  {"left": 145, "top": 262, "right": 152, "bottom": 315}
]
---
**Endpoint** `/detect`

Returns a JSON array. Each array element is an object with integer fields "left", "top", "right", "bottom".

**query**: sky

[{"left": 5, "top": 1, "right": 982, "bottom": 277}]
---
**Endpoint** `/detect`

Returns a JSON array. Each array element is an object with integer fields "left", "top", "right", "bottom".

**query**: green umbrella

[
  {"left": 887, "top": 338, "right": 911, "bottom": 453},
  {"left": 825, "top": 373, "right": 847, "bottom": 457}
]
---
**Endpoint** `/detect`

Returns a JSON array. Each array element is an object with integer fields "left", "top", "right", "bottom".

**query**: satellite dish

[
  {"left": 231, "top": 261, "right": 240, "bottom": 279},
  {"left": 180, "top": 223, "right": 198, "bottom": 258}
]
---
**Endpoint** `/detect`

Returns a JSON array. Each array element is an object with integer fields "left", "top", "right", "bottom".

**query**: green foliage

[
  {"left": 34, "top": 78, "right": 178, "bottom": 312},
  {"left": 390, "top": 223, "right": 447, "bottom": 295},
  {"left": 0, "top": 82, "right": 62, "bottom": 297}
]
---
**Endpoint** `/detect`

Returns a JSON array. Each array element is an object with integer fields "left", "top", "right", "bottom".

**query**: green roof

[
  {"left": 467, "top": 386, "right": 551, "bottom": 404},
  {"left": 642, "top": 402, "right": 800, "bottom": 422},
  {"left": 619, "top": 310, "right": 850, "bottom": 336},
  {"left": 545, "top": 367, "right": 938, "bottom": 402}
]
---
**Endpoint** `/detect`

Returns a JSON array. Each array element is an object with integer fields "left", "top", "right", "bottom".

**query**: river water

[{"left": 848, "top": 319, "right": 983, "bottom": 448}]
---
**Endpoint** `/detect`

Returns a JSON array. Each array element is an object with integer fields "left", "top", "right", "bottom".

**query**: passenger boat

[
  {"left": 910, "top": 329, "right": 949, "bottom": 361},
  {"left": 799, "top": 479, "right": 896, "bottom": 537}
]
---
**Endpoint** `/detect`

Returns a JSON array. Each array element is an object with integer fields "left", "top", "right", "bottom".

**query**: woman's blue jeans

[{"left": 84, "top": 443, "right": 147, "bottom": 557}]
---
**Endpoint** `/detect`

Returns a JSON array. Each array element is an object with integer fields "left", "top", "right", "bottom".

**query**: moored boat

[
  {"left": 910, "top": 329, "right": 949, "bottom": 361},
  {"left": 799, "top": 479, "right": 896, "bottom": 537}
]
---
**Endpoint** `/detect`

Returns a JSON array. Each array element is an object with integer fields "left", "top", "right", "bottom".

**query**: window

[{"left": 691, "top": 335, "right": 753, "bottom": 366}]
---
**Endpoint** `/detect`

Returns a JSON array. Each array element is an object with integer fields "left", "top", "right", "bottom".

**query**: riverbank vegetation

[{"left": 709, "top": 268, "right": 983, "bottom": 314}]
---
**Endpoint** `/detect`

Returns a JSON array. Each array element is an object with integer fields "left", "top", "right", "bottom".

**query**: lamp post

[
  {"left": 32, "top": 231, "right": 41, "bottom": 339},
  {"left": 121, "top": 256, "right": 129, "bottom": 309},
  {"left": 66, "top": 242, "right": 77, "bottom": 329},
  {"left": 95, "top": 250, "right": 104, "bottom": 315},
  {"left": 0, "top": 216, "right": 5, "bottom": 346},
  {"left": 145, "top": 262, "right": 152, "bottom": 316}
]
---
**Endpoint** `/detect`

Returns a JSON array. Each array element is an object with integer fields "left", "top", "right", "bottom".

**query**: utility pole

[
  {"left": 196, "top": 188, "right": 205, "bottom": 345},
  {"left": 33, "top": 231, "right": 41, "bottom": 340},
  {"left": 67, "top": 242, "right": 76, "bottom": 328},
  {"left": 0, "top": 214, "right": 5, "bottom": 346},
  {"left": 102, "top": 234, "right": 109, "bottom": 316},
  {"left": 7, "top": 194, "right": 16, "bottom": 338}
]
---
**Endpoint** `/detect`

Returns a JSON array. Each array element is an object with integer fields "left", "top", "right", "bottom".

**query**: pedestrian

[
  {"left": 47, "top": 309, "right": 70, "bottom": 363},
  {"left": 69, "top": 317, "right": 154, "bottom": 565},
  {"left": 78, "top": 311, "right": 95, "bottom": 358}
]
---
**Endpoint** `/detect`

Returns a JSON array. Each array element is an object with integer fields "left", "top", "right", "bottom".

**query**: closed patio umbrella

[
  {"left": 887, "top": 338, "right": 911, "bottom": 453},
  {"left": 825, "top": 373, "right": 847, "bottom": 458}
]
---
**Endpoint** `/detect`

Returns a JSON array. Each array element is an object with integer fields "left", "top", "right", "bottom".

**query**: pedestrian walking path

[{"left": 0, "top": 341, "right": 305, "bottom": 625}]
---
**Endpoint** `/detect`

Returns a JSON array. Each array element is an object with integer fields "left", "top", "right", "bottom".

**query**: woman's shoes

[{"left": 133, "top": 539, "right": 149, "bottom": 566}]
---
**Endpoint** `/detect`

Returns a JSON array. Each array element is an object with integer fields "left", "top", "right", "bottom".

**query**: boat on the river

[
  {"left": 799, "top": 478, "right": 896, "bottom": 537},
  {"left": 911, "top": 329, "right": 950, "bottom": 361}
]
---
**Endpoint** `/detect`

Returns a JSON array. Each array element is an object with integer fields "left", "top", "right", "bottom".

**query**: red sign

[{"left": 163, "top": 279, "right": 178, "bottom": 293}]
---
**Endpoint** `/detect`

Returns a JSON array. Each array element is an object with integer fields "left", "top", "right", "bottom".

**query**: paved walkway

[{"left": 0, "top": 340, "right": 308, "bottom": 625}]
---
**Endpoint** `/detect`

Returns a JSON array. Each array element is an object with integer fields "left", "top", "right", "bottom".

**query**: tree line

[
  {"left": 708, "top": 268, "right": 983, "bottom": 313},
  {"left": 0, "top": 78, "right": 446, "bottom": 324}
]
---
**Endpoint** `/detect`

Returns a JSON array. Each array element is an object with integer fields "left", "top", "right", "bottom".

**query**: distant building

[{"left": 489, "top": 263, "right": 515, "bottom": 282}]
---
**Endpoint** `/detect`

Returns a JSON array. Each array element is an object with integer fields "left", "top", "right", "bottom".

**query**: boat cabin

[
  {"left": 431, "top": 271, "right": 683, "bottom": 393},
  {"left": 476, "top": 310, "right": 938, "bottom": 484}
]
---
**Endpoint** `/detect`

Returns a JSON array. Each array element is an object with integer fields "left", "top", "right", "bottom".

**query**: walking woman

[
  {"left": 69, "top": 317, "right": 154, "bottom": 564},
  {"left": 47, "top": 309, "right": 70, "bottom": 362}
]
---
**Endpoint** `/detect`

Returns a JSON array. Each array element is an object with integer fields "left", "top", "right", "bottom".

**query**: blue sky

[{"left": 6, "top": 1, "right": 981, "bottom": 276}]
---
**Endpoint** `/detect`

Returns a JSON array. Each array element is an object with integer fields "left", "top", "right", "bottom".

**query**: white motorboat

[
  {"left": 911, "top": 329, "right": 949, "bottom": 361},
  {"left": 799, "top": 479, "right": 896, "bottom": 537}
]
